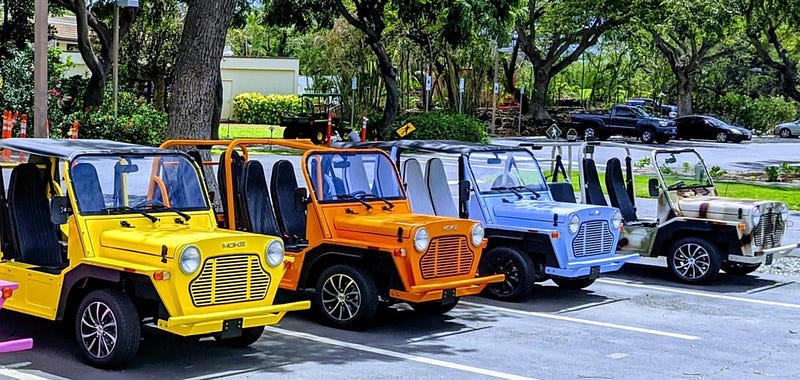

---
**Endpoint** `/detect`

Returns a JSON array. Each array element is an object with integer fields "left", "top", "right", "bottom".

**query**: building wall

[{"left": 59, "top": 53, "right": 299, "bottom": 121}]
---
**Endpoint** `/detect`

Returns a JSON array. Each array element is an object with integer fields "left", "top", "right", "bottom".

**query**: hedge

[
  {"left": 386, "top": 111, "right": 489, "bottom": 143},
  {"left": 232, "top": 92, "right": 301, "bottom": 124}
]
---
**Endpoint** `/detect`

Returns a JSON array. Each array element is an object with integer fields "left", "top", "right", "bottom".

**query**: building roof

[
  {"left": 0, "top": 138, "right": 169, "bottom": 160},
  {"left": 49, "top": 16, "right": 78, "bottom": 42}
]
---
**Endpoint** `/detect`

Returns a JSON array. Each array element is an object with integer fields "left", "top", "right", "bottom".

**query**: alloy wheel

[
  {"left": 672, "top": 243, "right": 711, "bottom": 280},
  {"left": 80, "top": 301, "right": 118, "bottom": 360},
  {"left": 321, "top": 273, "right": 362, "bottom": 322}
]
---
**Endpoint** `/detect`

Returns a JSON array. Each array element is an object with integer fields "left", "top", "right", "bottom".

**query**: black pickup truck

[{"left": 568, "top": 105, "right": 678, "bottom": 143}]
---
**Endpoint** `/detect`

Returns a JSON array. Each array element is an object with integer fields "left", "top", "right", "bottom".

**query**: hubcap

[
  {"left": 642, "top": 131, "right": 652, "bottom": 142},
  {"left": 487, "top": 254, "right": 521, "bottom": 296},
  {"left": 321, "top": 273, "right": 361, "bottom": 321},
  {"left": 781, "top": 129, "right": 790, "bottom": 138},
  {"left": 673, "top": 243, "right": 711, "bottom": 279},
  {"left": 80, "top": 301, "right": 118, "bottom": 359},
  {"left": 717, "top": 132, "right": 726, "bottom": 142}
]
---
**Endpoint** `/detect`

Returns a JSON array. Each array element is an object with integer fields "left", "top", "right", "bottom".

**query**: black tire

[
  {"left": 283, "top": 126, "right": 299, "bottom": 139},
  {"left": 640, "top": 128, "right": 656, "bottom": 144},
  {"left": 722, "top": 262, "right": 762, "bottom": 276},
  {"left": 311, "top": 126, "right": 326, "bottom": 145},
  {"left": 409, "top": 298, "right": 460, "bottom": 315},
  {"left": 314, "top": 264, "right": 379, "bottom": 329},
  {"left": 716, "top": 132, "right": 728, "bottom": 143},
  {"left": 667, "top": 237, "right": 722, "bottom": 284},
  {"left": 551, "top": 276, "right": 596, "bottom": 290},
  {"left": 583, "top": 125, "right": 597, "bottom": 140},
  {"left": 479, "top": 246, "right": 535, "bottom": 301},
  {"left": 779, "top": 128, "right": 792, "bottom": 138},
  {"left": 215, "top": 326, "right": 265, "bottom": 347},
  {"left": 655, "top": 136, "right": 670, "bottom": 144},
  {"left": 75, "top": 289, "right": 140, "bottom": 368}
]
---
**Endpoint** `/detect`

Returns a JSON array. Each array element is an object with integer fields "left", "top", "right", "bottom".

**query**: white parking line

[
  {"left": 597, "top": 279, "right": 800, "bottom": 309},
  {"left": 0, "top": 368, "right": 54, "bottom": 380},
  {"left": 460, "top": 301, "right": 700, "bottom": 341},
  {"left": 264, "top": 326, "right": 538, "bottom": 380}
]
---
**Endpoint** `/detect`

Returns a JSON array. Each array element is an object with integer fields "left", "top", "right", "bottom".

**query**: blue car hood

[{"left": 492, "top": 200, "right": 610, "bottom": 224}]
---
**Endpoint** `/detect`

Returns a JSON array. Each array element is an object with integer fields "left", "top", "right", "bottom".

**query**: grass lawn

[
  {"left": 546, "top": 171, "right": 800, "bottom": 210},
  {"left": 218, "top": 123, "right": 285, "bottom": 139}
]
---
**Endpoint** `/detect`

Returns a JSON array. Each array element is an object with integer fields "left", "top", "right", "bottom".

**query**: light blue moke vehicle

[{"left": 344, "top": 140, "right": 637, "bottom": 301}]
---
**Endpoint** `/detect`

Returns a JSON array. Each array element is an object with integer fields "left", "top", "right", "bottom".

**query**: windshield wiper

[
  {"left": 356, "top": 193, "right": 395, "bottom": 210},
  {"left": 333, "top": 193, "right": 373, "bottom": 211},
  {"left": 491, "top": 185, "right": 540, "bottom": 200},
  {"left": 148, "top": 204, "right": 192, "bottom": 222},
  {"left": 101, "top": 206, "right": 158, "bottom": 223}
]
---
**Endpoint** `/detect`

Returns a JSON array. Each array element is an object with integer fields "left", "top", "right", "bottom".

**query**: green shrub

[
  {"left": 57, "top": 91, "right": 167, "bottom": 146},
  {"left": 703, "top": 94, "right": 797, "bottom": 134},
  {"left": 385, "top": 111, "right": 488, "bottom": 143},
  {"left": 232, "top": 92, "right": 301, "bottom": 124}
]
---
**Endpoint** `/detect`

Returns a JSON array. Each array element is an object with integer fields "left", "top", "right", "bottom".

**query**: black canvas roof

[
  {"left": 338, "top": 140, "right": 528, "bottom": 154},
  {"left": 0, "top": 138, "right": 168, "bottom": 159}
]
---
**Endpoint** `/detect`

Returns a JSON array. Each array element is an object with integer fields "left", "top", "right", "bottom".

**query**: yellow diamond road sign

[{"left": 397, "top": 122, "right": 416, "bottom": 137}]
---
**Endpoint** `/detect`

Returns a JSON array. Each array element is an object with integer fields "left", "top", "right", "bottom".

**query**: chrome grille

[
  {"left": 572, "top": 220, "right": 614, "bottom": 257},
  {"left": 754, "top": 211, "right": 783, "bottom": 248},
  {"left": 420, "top": 236, "right": 473, "bottom": 279},
  {"left": 189, "top": 255, "right": 271, "bottom": 307}
]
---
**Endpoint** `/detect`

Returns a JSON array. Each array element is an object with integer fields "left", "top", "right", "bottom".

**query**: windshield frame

[
  {"left": 304, "top": 150, "right": 407, "bottom": 204},
  {"left": 466, "top": 149, "right": 549, "bottom": 196},
  {"left": 652, "top": 149, "right": 715, "bottom": 192},
  {"left": 68, "top": 152, "right": 210, "bottom": 216}
]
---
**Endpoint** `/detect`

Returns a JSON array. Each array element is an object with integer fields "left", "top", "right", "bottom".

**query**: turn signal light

[
  {"left": 394, "top": 248, "right": 407, "bottom": 257},
  {"left": 152, "top": 271, "right": 171, "bottom": 281},
  {"left": 738, "top": 223, "right": 746, "bottom": 231},
  {"left": 1, "top": 287, "right": 13, "bottom": 299},
  {"left": 551, "top": 231, "right": 560, "bottom": 239},
  {"left": 284, "top": 261, "right": 293, "bottom": 270}
]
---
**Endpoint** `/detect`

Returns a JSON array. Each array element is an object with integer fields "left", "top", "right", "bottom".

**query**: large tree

[{"left": 51, "top": 0, "right": 137, "bottom": 106}]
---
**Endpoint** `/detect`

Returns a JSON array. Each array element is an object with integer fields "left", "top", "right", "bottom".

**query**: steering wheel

[
  {"left": 132, "top": 199, "right": 164, "bottom": 209},
  {"left": 350, "top": 191, "right": 368, "bottom": 198},
  {"left": 667, "top": 180, "right": 685, "bottom": 190}
]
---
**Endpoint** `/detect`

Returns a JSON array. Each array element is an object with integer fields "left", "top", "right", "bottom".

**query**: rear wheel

[
  {"left": 283, "top": 126, "right": 299, "bottom": 139},
  {"left": 479, "top": 246, "right": 535, "bottom": 301},
  {"left": 409, "top": 298, "right": 460, "bottom": 315},
  {"left": 215, "top": 326, "right": 265, "bottom": 347},
  {"left": 583, "top": 126, "right": 597, "bottom": 140},
  {"left": 75, "top": 289, "right": 140, "bottom": 368},
  {"left": 667, "top": 237, "right": 721, "bottom": 283},
  {"left": 722, "top": 262, "right": 762, "bottom": 275},
  {"left": 314, "top": 264, "right": 378, "bottom": 329},
  {"left": 551, "top": 276, "right": 596, "bottom": 290},
  {"left": 779, "top": 128, "right": 792, "bottom": 138},
  {"left": 641, "top": 128, "right": 656, "bottom": 144}
]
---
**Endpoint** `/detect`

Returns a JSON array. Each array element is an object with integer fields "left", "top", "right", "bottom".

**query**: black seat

[
  {"left": 548, "top": 182, "right": 576, "bottom": 203},
  {"left": 217, "top": 151, "right": 246, "bottom": 230},
  {"left": 605, "top": 158, "right": 638, "bottom": 222},
  {"left": 271, "top": 160, "right": 306, "bottom": 243},
  {"left": 8, "top": 163, "right": 63, "bottom": 267},
  {"left": 186, "top": 150, "right": 204, "bottom": 169},
  {"left": 72, "top": 163, "right": 106, "bottom": 213},
  {"left": 582, "top": 158, "right": 608, "bottom": 206},
  {"left": 242, "top": 160, "right": 282, "bottom": 237}
]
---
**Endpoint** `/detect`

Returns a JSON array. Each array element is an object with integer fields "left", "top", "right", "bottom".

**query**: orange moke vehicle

[{"left": 161, "top": 139, "right": 503, "bottom": 329}]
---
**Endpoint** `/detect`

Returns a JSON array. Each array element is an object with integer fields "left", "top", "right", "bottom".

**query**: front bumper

[
  {"left": 728, "top": 243, "right": 799, "bottom": 265},
  {"left": 545, "top": 253, "right": 639, "bottom": 278},
  {"left": 389, "top": 274, "right": 505, "bottom": 303},
  {"left": 157, "top": 300, "right": 310, "bottom": 336}
]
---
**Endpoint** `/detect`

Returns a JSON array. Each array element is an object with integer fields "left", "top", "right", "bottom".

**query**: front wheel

[
  {"left": 409, "top": 298, "right": 460, "bottom": 315},
  {"left": 722, "top": 262, "right": 762, "bottom": 276},
  {"left": 716, "top": 132, "right": 728, "bottom": 143},
  {"left": 215, "top": 326, "right": 265, "bottom": 347},
  {"left": 479, "top": 246, "right": 535, "bottom": 301},
  {"left": 75, "top": 289, "right": 141, "bottom": 368},
  {"left": 551, "top": 276, "right": 596, "bottom": 290},
  {"left": 583, "top": 126, "right": 597, "bottom": 140},
  {"left": 641, "top": 128, "right": 656, "bottom": 144},
  {"left": 667, "top": 237, "right": 721, "bottom": 283},
  {"left": 779, "top": 128, "right": 792, "bottom": 138},
  {"left": 314, "top": 264, "right": 378, "bottom": 330}
]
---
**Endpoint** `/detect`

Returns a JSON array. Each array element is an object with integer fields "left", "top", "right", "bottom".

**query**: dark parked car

[
  {"left": 674, "top": 115, "right": 752, "bottom": 143},
  {"left": 568, "top": 105, "right": 677, "bottom": 144}
]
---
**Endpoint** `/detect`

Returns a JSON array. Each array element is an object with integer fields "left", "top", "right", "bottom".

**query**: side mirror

[
  {"left": 458, "top": 180, "right": 471, "bottom": 202},
  {"left": 50, "top": 195, "right": 72, "bottom": 225},
  {"left": 294, "top": 187, "right": 309, "bottom": 211},
  {"left": 648, "top": 178, "right": 660, "bottom": 197}
]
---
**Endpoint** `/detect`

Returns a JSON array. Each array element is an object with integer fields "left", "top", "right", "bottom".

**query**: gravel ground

[{"left": 756, "top": 256, "right": 800, "bottom": 277}]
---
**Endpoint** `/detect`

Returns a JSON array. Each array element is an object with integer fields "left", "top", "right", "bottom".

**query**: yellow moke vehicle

[
  {"left": 0, "top": 138, "right": 309, "bottom": 368},
  {"left": 160, "top": 139, "right": 504, "bottom": 329}
]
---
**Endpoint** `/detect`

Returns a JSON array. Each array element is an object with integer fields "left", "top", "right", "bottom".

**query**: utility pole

[
  {"left": 490, "top": 40, "right": 499, "bottom": 135},
  {"left": 113, "top": 3, "right": 120, "bottom": 116},
  {"left": 34, "top": 0, "right": 48, "bottom": 137}
]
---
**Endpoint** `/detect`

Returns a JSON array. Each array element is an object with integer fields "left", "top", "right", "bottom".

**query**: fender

[
  {"left": 652, "top": 219, "right": 740, "bottom": 256},
  {"left": 56, "top": 264, "right": 122, "bottom": 320}
]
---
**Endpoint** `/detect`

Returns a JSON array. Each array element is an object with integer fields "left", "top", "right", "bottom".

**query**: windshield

[
  {"left": 631, "top": 107, "right": 650, "bottom": 118},
  {"left": 468, "top": 151, "right": 548, "bottom": 194},
  {"left": 70, "top": 154, "right": 208, "bottom": 214},
  {"left": 306, "top": 152, "right": 404, "bottom": 202},
  {"left": 654, "top": 151, "right": 713, "bottom": 190},
  {"left": 705, "top": 117, "right": 729, "bottom": 128}
]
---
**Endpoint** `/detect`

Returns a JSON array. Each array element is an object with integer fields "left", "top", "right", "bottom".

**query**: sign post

[
  {"left": 518, "top": 85, "right": 525, "bottom": 136},
  {"left": 351, "top": 77, "right": 357, "bottom": 131},
  {"left": 458, "top": 77, "right": 465, "bottom": 114},
  {"left": 425, "top": 74, "right": 432, "bottom": 112},
  {"left": 546, "top": 124, "right": 562, "bottom": 140}
]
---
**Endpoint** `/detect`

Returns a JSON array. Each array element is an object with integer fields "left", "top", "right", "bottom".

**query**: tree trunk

[
  {"left": 367, "top": 40, "right": 398, "bottom": 137},
  {"left": 529, "top": 67, "right": 552, "bottom": 121},
  {"left": 167, "top": 0, "right": 236, "bottom": 140},
  {"left": 154, "top": 76, "right": 166, "bottom": 111},
  {"left": 675, "top": 71, "right": 693, "bottom": 116},
  {"left": 84, "top": 73, "right": 107, "bottom": 109}
]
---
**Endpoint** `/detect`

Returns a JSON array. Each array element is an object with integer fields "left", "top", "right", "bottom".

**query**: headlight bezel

[
  {"left": 779, "top": 203, "right": 790, "bottom": 222},
  {"left": 568, "top": 214, "right": 581, "bottom": 234},
  {"left": 266, "top": 240, "right": 285, "bottom": 267},
  {"left": 471, "top": 224, "right": 485, "bottom": 247},
  {"left": 612, "top": 209, "right": 623, "bottom": 229},
  {"left": 414, "top": 227, "right": 430, "bottom": 252},
  {"left": 750, "top": 206, "right": 761, "bottom": 226},
  {"left": 179, "top": 245, "right": 202, "bottom": 275}
]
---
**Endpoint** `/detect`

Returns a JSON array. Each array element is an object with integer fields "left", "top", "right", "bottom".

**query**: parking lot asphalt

[{"left": 2, "top": 140, "right": 799, "bottom": 379}]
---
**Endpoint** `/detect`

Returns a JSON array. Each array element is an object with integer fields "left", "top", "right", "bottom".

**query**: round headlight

[
  {"left": 179, "top": 246, "right": 201, "bottom": 274},
  {"left": 471, "top": 224, "right": 484, "bottom": 247},
  {"left": 414, "top": 227, "right": 430, "bottom": 252},
  {"left": 750, "top": 206, "right": 761, "bottom": 226},
  {"left": 612, "top": 209, "right": 622, "bottom": 229},
  {"left": 779, "top": 203, "right": 789, "bottom": 222},
  {"left": 568, "top": 214, "right": 581, "bottom": 234},
  {"left": 266, "top": 240, "right": 284, "bottom": 267}
]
